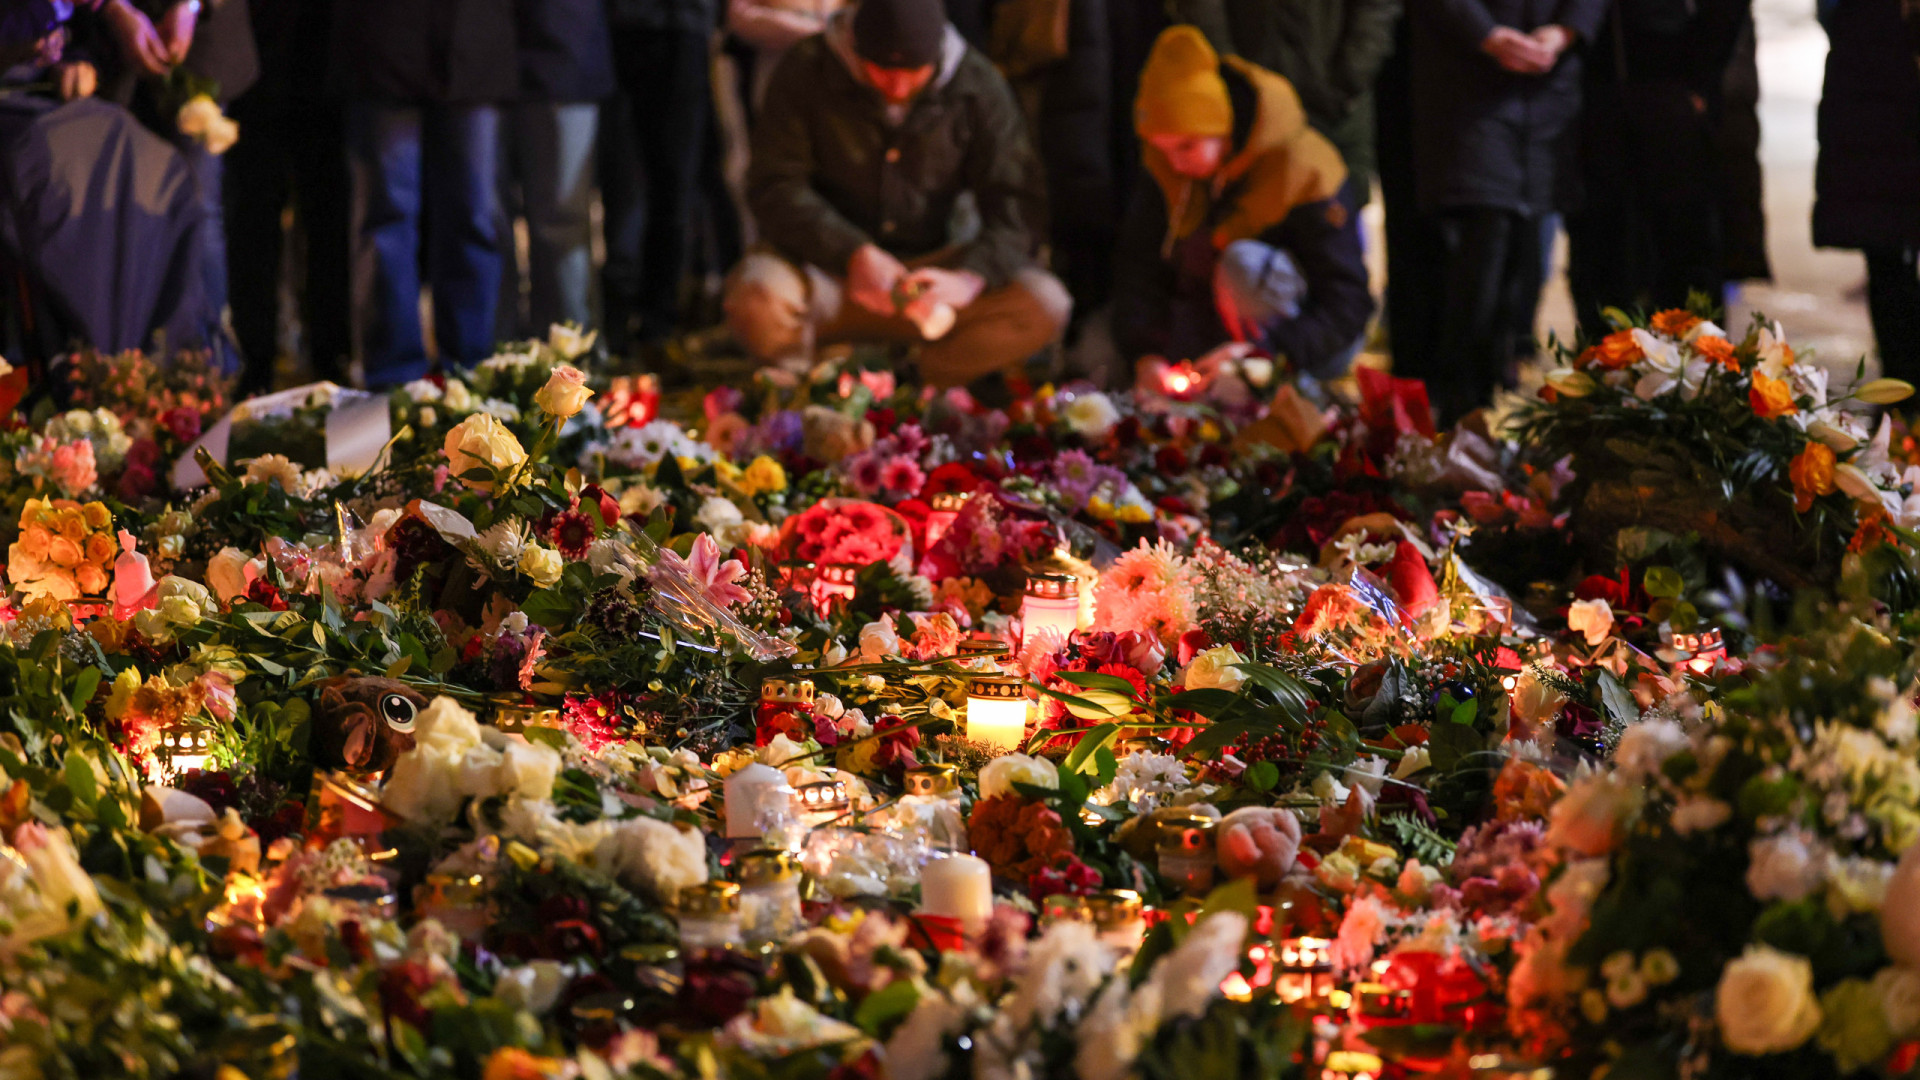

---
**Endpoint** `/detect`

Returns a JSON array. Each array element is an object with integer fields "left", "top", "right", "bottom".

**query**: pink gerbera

[{"left": 881, "top": 457, "right": 925, "bottom": 495}]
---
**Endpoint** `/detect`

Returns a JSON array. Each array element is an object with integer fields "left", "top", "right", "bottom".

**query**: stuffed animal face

[{"left": 309, "top": 676, "right": 427, "bottom": 775}]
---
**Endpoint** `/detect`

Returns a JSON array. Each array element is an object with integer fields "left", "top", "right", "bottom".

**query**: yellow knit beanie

[{"left": 1135, "top": 26, "right": 1232, "bottom": 138}]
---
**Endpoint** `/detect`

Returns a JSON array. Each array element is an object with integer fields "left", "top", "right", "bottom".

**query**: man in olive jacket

[{"left": 724, "top": 0, "right": 1071, "bottom": 387}]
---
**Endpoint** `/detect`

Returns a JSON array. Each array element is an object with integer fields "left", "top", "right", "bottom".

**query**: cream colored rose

[
  {"left": 1546, "top": 772, "right": 1643, "bottom": 856},
  {"left": 205, "top": 546, "right": 265, "bottom": 603},
  {"left": 547, "top": 324, "right": 596, "bottom": 361},
  {"left": 1063, "top": 391, "right": 1120, "bottom": 438},
  {"left": 1716, "top": 945, "right": 1822, "bottom": 1055},
  {"left": 1, "top": 822, "right": 103, "bottom": 952},
  {"left": 517, "top": 543, "right": 563, "bottom": 587},
  {"left": 1567, "top": 598, "right": 1614, "bottom": 647},
  {"left": 533, "top": 364, "right": 594, "bottom": 420},
  {"left": 496, "top": 740, "right": 562, "bottom": 801},
  {"left": 1183, "top": 645, "right": 1248, "bottom": 692},
  {"left": 443, "top": 413, "right": 527, "bottom": 493},
  {"left": 594, "top": 816, "right": 709, "bottom": 900},
  {"left": 978, "top": 753, "right": 1059, "bottom": 799}
]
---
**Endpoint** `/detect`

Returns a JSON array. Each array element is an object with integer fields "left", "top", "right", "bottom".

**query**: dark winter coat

[
  {"left": 947, "top": 0, "right": 1115, "bottom": 247},
  {"left": 239, "top": 0, "right": 333, "bottom": 108},
  {"left": 1409, "top": 0, "right": 1608, "bottom": 214},
  {"left": 606, "top": 0, "right": 716, "bottom": 34},
  {"left": 330, "top": 0, "right": 519, "bottom": 104},
  {"left": 747, "top": 13, "right": 1046, "bottom": 288},
  {"left": 1175, "top": 0, "right": 1400, "bottom": 188},
  {"left": 1111, "top": 59, "right": 1372, "bottom": 371},
  {"left": 1813, "top": 0, "right": 1920, "bottom": 250},
  {"left": 514, "top": 0, "right": 616, "bottom": 102}
]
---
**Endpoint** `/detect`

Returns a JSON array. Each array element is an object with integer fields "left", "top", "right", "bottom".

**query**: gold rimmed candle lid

[
  {"left": 1024, "top": 573, "right": 1077, "bottom": 600},
  {"left": 903, "top": 762, "right": 959, "bottom": 796},
  {"left": 968, "top": 676, "right": 1025, "bottom": 700}
]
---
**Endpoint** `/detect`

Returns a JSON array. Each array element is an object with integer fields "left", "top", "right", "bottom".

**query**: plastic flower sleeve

[{"left": 628, "top": 529, "right": 795, "bottom": 663}]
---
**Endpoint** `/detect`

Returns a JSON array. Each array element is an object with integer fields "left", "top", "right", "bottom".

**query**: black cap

[{"left": 852, "top": 0, "right": 944, "bottom": 69}]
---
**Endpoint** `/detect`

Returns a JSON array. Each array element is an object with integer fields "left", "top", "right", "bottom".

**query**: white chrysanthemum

[
  {"left": 594, "top": 815, "right": 709, "bottom": 900},
  {"left": 1614, "top": 719, "right": 1691, "bottom": 784},
  {"left": 473, "top": 519, "right": 527, "bottom": 567},
  {"left": 477, "top": 398, "right": 521, "bottom": 422},
  {"left": 1747, "top": 830, "right": 1828, "bottom": 902},
  {"left": 1006, "top": 921, "right": 1115, "bottom": 1030}
]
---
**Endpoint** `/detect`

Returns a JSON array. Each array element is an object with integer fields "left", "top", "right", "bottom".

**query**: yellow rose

[
  {"left": 517, "top": 543, "right": 563, "bottom": 587},
  {"left": 81, "top": 502, "right": 110, "bottom": 531},
  {"left": 84, "top": 531, "right": 115, "bottom": 566},
  {"left": 1716, "top": 945, "right": 1821, "bottom": 1055},
  {"left": 47, "top": 536, "right": 82, "bottom": 568},
  {"left": 19, "top": 525, "right": 51, "bottom": 561},
  {"left": 532, "top": 363, "right": 594, "bottom": 420},
  {"left": 55, "top": 509, "right": 85, "bottom": 543},
  {"left": 75, "top": 563, "right": 107, "bottom": 595},
  {"left": 713, "top": 459, "right": 745, "bottom": 489},
  {"left": 744, "top": 455, "right": 787, "bottom": 494},
  {"left": 442, "top": 413, "right": 528, "bottom": 494},
  {"left": 104, "top": 666, "right": 141, "bottom": 720}
]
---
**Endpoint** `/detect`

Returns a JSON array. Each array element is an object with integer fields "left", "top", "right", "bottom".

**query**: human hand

[
  {"left": 103, "top": 0, "right": 172, "bottom": 76},
  {"left": 847, "top": 243, "right": 908, "bottom": 315},
  {"left": 1481, "top": 25, "right": 1551, "bottom": 74},
  {"left": 56, "top": 60, "right": 97, "bottom": 99},
  {"left": 901, "top": 267, "right": 986, "bottom": 311},
  {"left": 1528, "top": 24, "right": 1573, "bottom": 66},
  {"left": 159, "top": 0, "right": 198, "bottom": 65}
]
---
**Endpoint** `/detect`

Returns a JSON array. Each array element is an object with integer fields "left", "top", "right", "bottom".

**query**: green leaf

[
  {"left": 1158, "top": 688, "right": 1243, "bottom": 717},
  {"left": 1057, "top": 671, "right": 1145, "bottom": 699},
  {"left": 1092, "top": 746, "right": 1119, "bottom": 788},
  {"left": 383, "top": 655, "right": 413, "bottom": 680},
  {"left": 1245, "top": 760, "right": 1280, "bottom": 792},
  {"left": 67, "top": 666, "right": 100, "bottom": 716},
  {"left": 1197, "top": 875, "right": 1259, "bottom": 927},
  {"left": 523, "top": 726, "right": 570, "bottom": 752},
  {"left": 852, "top": 978, "right": 920, "bottom": 1036},
  {"left": 63, "top": 751, "right": 96, "bottom": 810},
  {"left": 1598, "top": 671, "right": 1641, "bottom": 728},
  {"left": 1450, "top": 698, "right": 1479, "bottom": 726},
  {"left": 1427, "top": 718, "right": 1483, "bottom": 773},
  {"left": 1063, "top": 722, "right": 1121, "bottom": 774},
  {"left": 1643, "top": 566, "right": 1685, "bottom": 598},
  {"left": 522, "top": 588, "right": 576, "bottom": 631}
]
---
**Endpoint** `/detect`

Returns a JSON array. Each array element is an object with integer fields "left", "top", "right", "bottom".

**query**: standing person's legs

[
  {"left": 346, "top": 101, "right": 430, "bottom": 389},
  {"left": 1434, "top": 207, "right": 1515, "bottom": 424},
  {"left": 1865, "top": 246, "right": 1920, "bottom": 382},
  {"left": 290, "top": 99, "right": 354, "bottom": 384},
  {"left": 497, "top": 103, "right": 531, "bottom": 341},
  {"left": 599, "top": 88, "right": 645, "bottom": 356},
  {"left": 423, "top": 102, "right": 506, "bottom": 371},
  {"left": 1498, "top": 208, "right": 1545, "bottom": 386},
  {"left": 520, "top": 101, "right": 599, "bottom": 332},
  {"left": 177, "top": 139, "right": 233, "bottom": 367},
  {"left": 620, "top": 28, "right": 712, "bottom": 343},
  {"left": 224, "top": 104, "right": 292, "bottom": 394}
]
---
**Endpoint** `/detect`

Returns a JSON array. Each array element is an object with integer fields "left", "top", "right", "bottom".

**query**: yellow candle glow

[{"left": 966, "top": 676, "right": 1029, "bottom": 750}]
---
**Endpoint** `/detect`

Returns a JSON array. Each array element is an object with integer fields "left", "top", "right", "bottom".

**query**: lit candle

[
  {"left": 1021, "top": 573, "right": 1081, "bottom": 642},
  {"left": 966, "top": 677, "right": 1029, "bottom": 750},
  {"left": 920, "top": 852, "right": 993, "bottom": 932},
  {"left": 923, "top": 490, "right": 970, "bottom": 549},
  {"left": 810, "top": 564, "right": 859, "bottom": 614},
  {"left": 723, "top": 763, "right": 794, "bottom": 840}
]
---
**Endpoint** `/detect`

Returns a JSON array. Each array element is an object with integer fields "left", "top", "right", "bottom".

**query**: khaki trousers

[{"left": 723, "top": 251, "right": 1072, "bottom": 387}]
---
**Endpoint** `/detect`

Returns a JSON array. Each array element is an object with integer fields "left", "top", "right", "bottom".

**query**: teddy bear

[
  {"left": 1215, "top": 805, "right": 1303, "bottom": 889},
  {"left": 309, "top": 676, "right": 429, "bottom": 775}
]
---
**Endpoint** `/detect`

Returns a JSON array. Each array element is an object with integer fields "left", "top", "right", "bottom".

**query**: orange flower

[
  {"left": 1851, "top": 505, "right": 1902, "bottom": 554},
  {"left": 1650, "top": 309, "right": 1703, "bottom": 337},
  {"left": 482, "top": 1049, "right": 565, "bottom": 1080},
  {"left": 1579, "top": 330, "right": 1645, "bottom": 370},
  {"left": 1750, "top": 371, "right": 1798, "bottom": 418},
  {"left": 1790, "top": 441, "right": 1836, "bottom": 511},
  {"left": 1692, "top": 334, "right": 1739, "bottom": 371}
]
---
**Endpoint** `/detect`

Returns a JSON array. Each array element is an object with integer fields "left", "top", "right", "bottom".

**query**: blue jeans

[
  {"left": 347, "top": 102, "right": 503, "bottom": 388},
  {"left": 498, "top": 101, "right": 599, "bottom": 336}
]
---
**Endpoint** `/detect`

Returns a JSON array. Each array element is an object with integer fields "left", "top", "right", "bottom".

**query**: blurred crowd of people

[{"left": 0, "top": 0, "right": 1914, "bottom": 419}]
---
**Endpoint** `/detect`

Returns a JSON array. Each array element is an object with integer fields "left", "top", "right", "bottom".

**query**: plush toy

[
  {"left": 1216, "top": 805, "right": 1303, "bottom": 889},
  {"left": 308, "top": 676, "right": 428, "bottom": 775}
]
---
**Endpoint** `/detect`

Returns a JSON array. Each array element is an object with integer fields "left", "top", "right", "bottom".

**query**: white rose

[
  {"left": 1614, "top": 719, "right": 1691, "bottom": 784},
  {"left": 858, "top": 617, "right": 900, "bottom": 662},
  {"left": 1183, "top": 645, "right": 1248, "bottom": 692},
  {"left": 414, "top": 696, "right": 486, "bottom": 757},
  {"left": 1877, "top": 967, "right": 1920, "bottom": 1039},
  {"left": 548, "top": 324, "right": 596, "bottom": 361},
  {"left": 0, "top": 822, "right": 103, "bottom": 951},
  {"left": 694, "top": 495, "right": 745, "bottom": 542},
  {"left": 456, "top": 742, "right": 507, "bottom": 798},
  {"left": 383, "top": 745, "right": 470, "bottom": 823},
  {"left": 594, "top": 816, "right": 710, "bottom": 901},
  {"left": 1715, "top": 945, "right": 1822, "bottom": 1055},
  {"left": 1566, "top": 598, "right": 1614, "bottom": 647},
  {"left": 205, "top": 546, "right": 265, "bottom": 603},
  {"left": 978, "top": 753, "right": 1059, "bottom": 799},
  {"left": 1062, "top": 391, "right": 1120, "bottom": 439},
  {"left": 497, "top": 740, "right": 562, "bottom": 802},
  {"left": 403, "top": 378, "right": 444, "bottom": 403},
  {"left": 496, "top": 961, "right": 569, "bottom": 1015},
  {"left": 444, "top": 379, "right": 474, "bottom": 412},
  {"left": 1747, "top": 831, "right": 1827, "bottom": 902}
]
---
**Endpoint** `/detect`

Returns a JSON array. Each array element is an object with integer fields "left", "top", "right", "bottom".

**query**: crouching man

[
  {"left": 1112, "top": 26, "right": 1373, "bottom": 385},
  {"left": 723, "top": 0, "right": 1070, "bottom": 387}
]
